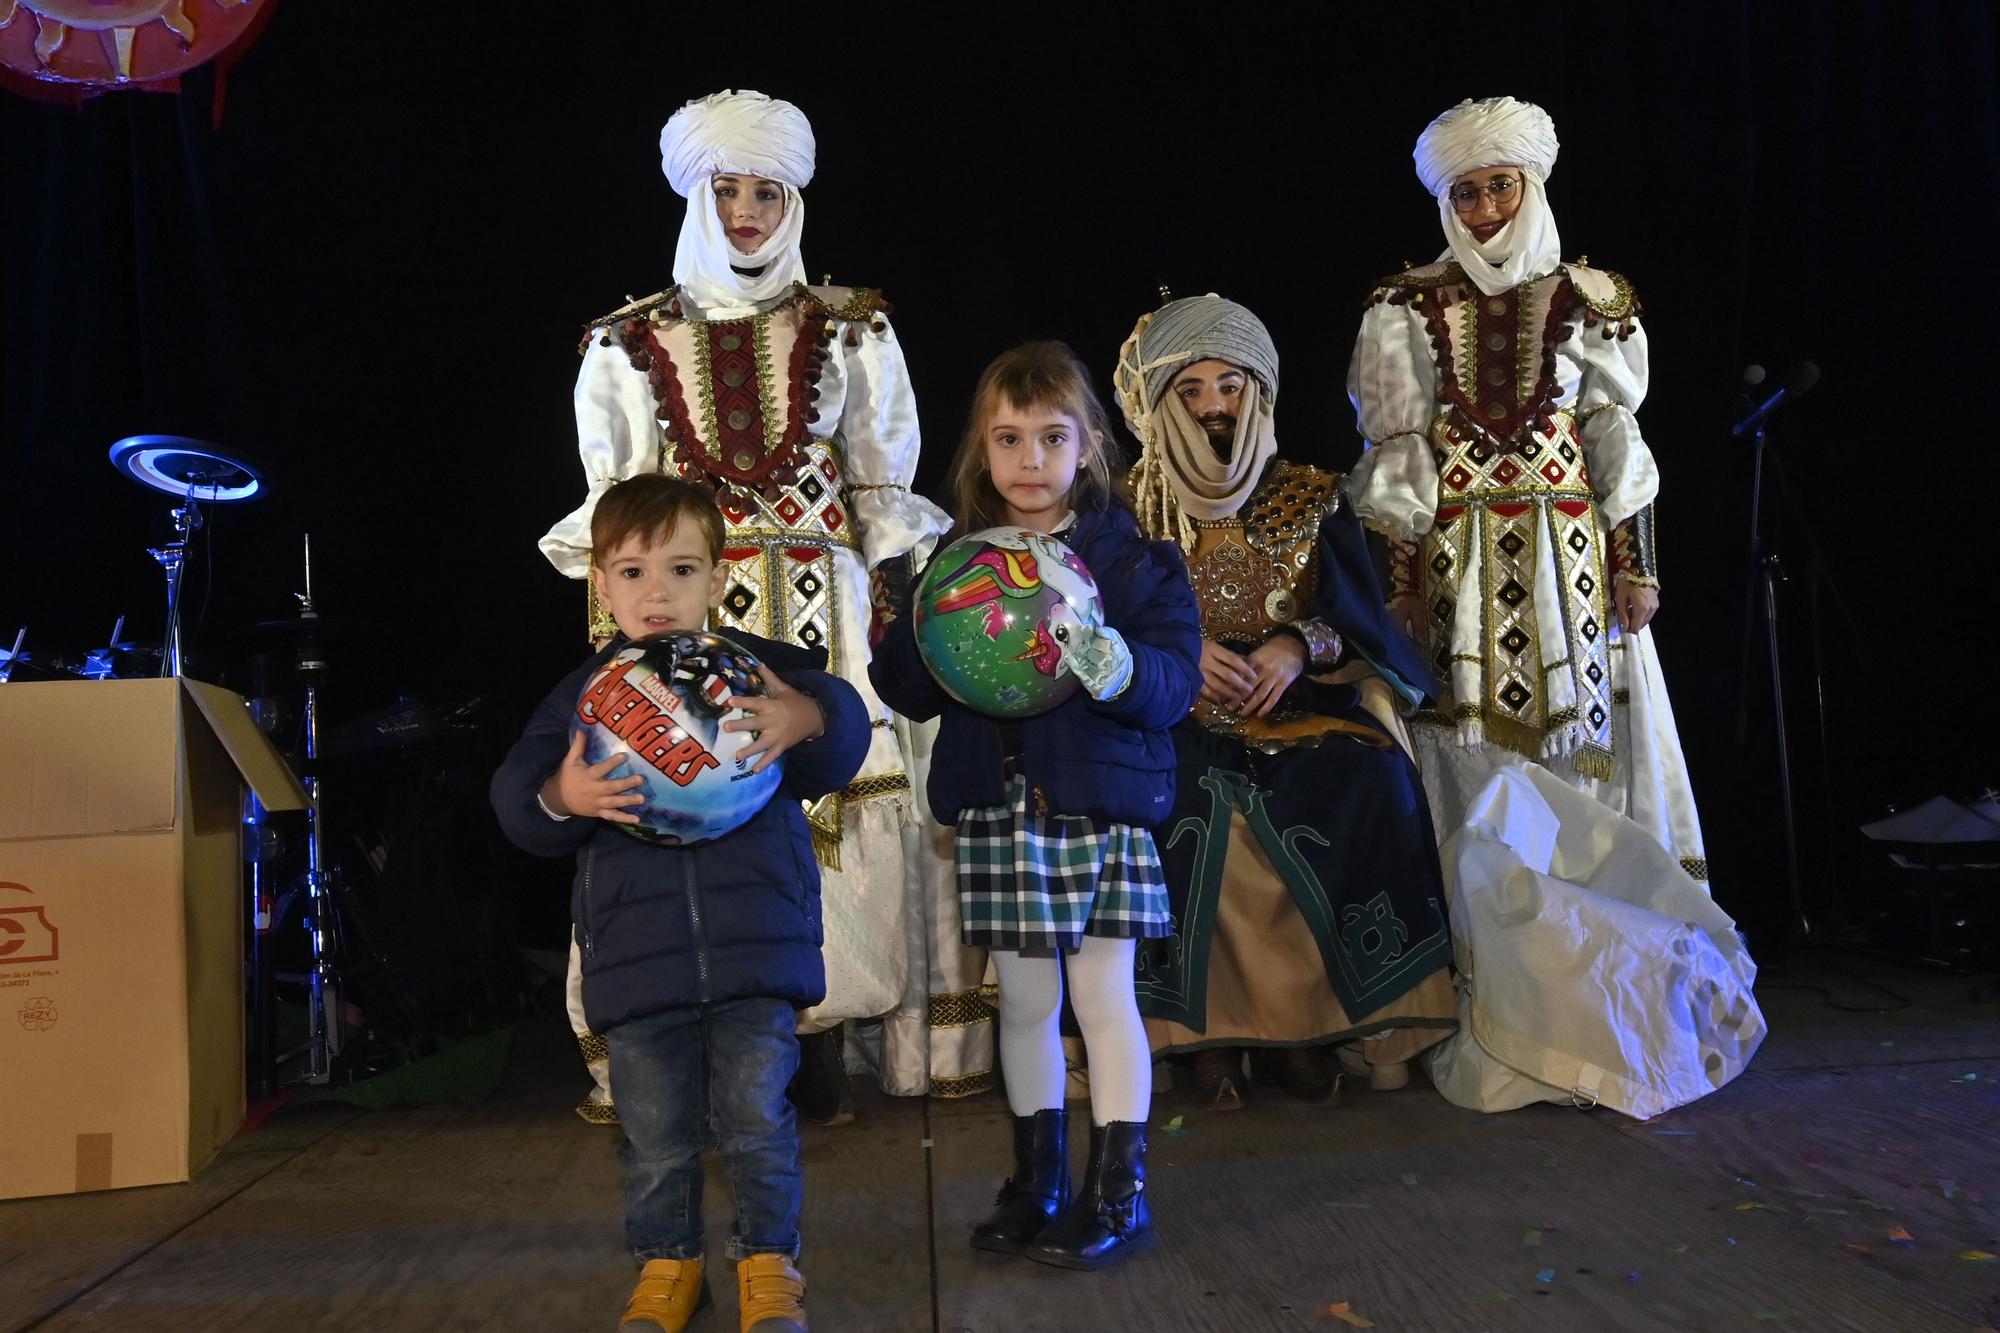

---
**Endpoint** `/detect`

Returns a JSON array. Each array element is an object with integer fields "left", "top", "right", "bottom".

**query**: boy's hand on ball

[
  {"left": 549, "top": 730, "right": 645, "bottom": 823},
  {"left": 725, "top": 668, "right": 825, "bottom": 773}
]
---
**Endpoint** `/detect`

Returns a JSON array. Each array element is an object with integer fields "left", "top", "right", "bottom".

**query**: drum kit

[{"left": 2, "top": 435, "right": 396, "bottom": 1094}]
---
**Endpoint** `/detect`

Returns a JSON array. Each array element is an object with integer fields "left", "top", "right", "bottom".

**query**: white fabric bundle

[
  {"left": 658, "top": 90, "right": 815, "bottom": 310},
  {"left": 1423, "top": 763, "right": 1762, "bottom": 1120}
]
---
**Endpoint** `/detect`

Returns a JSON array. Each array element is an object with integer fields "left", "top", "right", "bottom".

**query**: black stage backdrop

[{"left": 4, "top": 2, "right": 1995, "bottom": 949}]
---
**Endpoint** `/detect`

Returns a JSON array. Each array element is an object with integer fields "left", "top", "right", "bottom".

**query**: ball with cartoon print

[
  {"left": 570, "top": 632, "right": 783, "bottom": 844},
  {"left": 912, "top": 526, "right": 1104, "bottom": 718}
]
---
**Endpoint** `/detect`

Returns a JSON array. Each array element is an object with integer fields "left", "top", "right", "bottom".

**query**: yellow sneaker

[
  {"left": 620, "top": 1257, "right": 710, "bottom": 1331},
  {"left": 736, "top": 1253, "right": 807, "bottom": 1333}
]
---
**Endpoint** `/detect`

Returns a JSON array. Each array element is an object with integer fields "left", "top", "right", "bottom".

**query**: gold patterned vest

[{"left": 1170, "top": 461, "right": 1382, "bottom": 752}]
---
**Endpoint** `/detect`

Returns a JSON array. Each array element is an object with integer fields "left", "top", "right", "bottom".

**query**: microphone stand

[{"left": 1735, "top": 418, "right": 1808, "bottom": 942}]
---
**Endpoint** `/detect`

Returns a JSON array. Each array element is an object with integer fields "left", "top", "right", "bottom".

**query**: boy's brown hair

[
  {"left": 590, "top": 473, "right": 727, "bottom": 563},
  {"left": 947, "top": 340, "right": 1127, "bottom": 531}
]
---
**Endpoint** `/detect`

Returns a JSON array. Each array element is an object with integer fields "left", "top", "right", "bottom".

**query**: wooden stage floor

[{"left": 5, "top": 949, "right": 1998, "bottom": 1331}]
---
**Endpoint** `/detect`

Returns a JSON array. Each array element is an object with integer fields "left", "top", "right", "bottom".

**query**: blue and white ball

[{"left": 570, "top": 632, "right": 782, "bottom": 845}]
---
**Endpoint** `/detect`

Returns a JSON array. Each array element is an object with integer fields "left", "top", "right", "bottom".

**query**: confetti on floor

[
  {"left": 1955, "top": 1249, "right": 1997, "bottom": 1264},
  {"left": 1159, "top": 1114, "right": 1191, "bottom": 1137},
  {"left": 1316, "top": 1301, "right": 1374, "bottom": 1327},
  {"left": 1536, "top": 1268, "right": 1557, "bottom": 1284},
  {"left": 1625, "top": 1270, "right": 1641, "bottom": 1282},
  {"left": 1840, "top": 1242, "right": 1874, "bottom": 1256},
  {"left": 1401, "top": 1172, "right": 1418, "bottom": 1186},
  {"left": 1523, "top": 1228, "right": 1543, "bottom": 1247},
  {"left": 1889, "top": 1225, "right": 1916, "bottom": 1244}
]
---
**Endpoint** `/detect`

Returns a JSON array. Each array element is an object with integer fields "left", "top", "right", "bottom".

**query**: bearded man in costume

[
  {"left": 1345, "top": 94, "right": 1705, "bottom": 874},
  {"left": 1113, "top": 295, "right": 1456, "bottom": 1106},
  {"left": 540, "top": 90, "right": 991, "bottom": 1123},
  {"left": 1345, "top": 99, "right": 1763, "bottom": 1118}
]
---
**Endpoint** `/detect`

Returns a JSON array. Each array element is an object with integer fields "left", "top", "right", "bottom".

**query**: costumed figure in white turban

[
  {"left": 1113, "top": 295, "right": 1455, "bottom": 1108},
  {"left": 1346, "top": 97, "right": 1764, "bottom": 1117},
  {"left": 541, "top": 90, "right": 989, "bottom": 1125}
]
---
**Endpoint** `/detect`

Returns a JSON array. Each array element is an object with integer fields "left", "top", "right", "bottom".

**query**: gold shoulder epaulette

[
  {"left": 1565, "top": 261, "right": 1640, "bottom": 320},
  {"left": 1365, "top": 260, "right": 1466, "bottom": 308},
  {"left": 578, "top": 287, "right": 679, "bottom": 354},
  {"left": 804, "top": 283, "right": 892, "bottom": 324}
]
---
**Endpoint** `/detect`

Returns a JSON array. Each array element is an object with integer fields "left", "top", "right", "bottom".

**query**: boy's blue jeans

[{"left": 606, "top": 997, "right": 803, "bottom": 1262}]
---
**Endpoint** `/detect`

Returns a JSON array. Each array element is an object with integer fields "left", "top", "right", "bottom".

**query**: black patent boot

[
  {"left": 970, "top": 1108, "right": 1070, "bottom": 1254},
  {"left": 1026, "top": 1120, "right": 1154, "bottom": 1270}
]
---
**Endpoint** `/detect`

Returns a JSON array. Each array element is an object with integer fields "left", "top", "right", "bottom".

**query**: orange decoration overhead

[{"left": 0, "top": 0, "right": 272, "bottom": 110}]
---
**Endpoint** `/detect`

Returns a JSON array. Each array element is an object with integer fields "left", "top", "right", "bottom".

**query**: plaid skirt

[{"left": 955, "top": 772, "right": 1172, "bottom": 951}]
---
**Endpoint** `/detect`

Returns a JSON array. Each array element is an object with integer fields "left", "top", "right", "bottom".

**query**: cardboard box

[{"left": 0, "top": 678, "right": 306, "bottom": 1200}]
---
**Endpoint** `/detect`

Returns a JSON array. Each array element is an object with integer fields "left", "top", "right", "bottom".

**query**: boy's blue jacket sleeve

[
  {"left": 1088, "top": 538, "right": 1202, "bottom": 732},
  {"left": 490, "top": 659, "right": 604, "bottom": 859}
]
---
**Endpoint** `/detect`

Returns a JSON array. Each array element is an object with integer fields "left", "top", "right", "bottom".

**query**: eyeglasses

[{"left": 1448, "top": 175, "right": 1524, "bottom": 213}]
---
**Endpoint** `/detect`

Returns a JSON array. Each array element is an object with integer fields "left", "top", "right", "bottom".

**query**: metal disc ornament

[
  {"left": 912, "top": 526, "right": 1104, "bottom": 718},
  {"left": 570, "top": 632, "right": 783, "bottom": 845}
]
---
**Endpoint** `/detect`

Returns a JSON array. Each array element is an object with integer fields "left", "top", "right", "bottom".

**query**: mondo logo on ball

[{"left": 571, "top": 632, "right": 784, "bottom": 845}]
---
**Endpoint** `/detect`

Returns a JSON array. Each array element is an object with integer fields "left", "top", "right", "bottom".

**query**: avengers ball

[
  {"left": 570, "top": 632, "right": 782, "bottom": 845},
  {"left": 912, "top": 526, "right": 1104, "bottom": 718}
]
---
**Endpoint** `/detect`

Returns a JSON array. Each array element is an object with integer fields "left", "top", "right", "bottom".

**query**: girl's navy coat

[
  {"left": 871, "top": 503, "right": 1202, "bottom": 826},
  {"left": 491, "top": 632, "right": 868, "bottom": 1033}
]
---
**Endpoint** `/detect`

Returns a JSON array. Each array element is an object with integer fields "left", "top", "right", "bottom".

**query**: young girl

[{"left": 870, "top": 342, "right": 1202, "bottom": 1270}]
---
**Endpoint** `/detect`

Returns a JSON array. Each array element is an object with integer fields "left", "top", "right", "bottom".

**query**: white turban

[
  {"left": 659, "top": 90, "right": 816, "bottom": 196},
  {"left": 1413, "top": 96, "right": 1559, "bottom": 196},
  {"left": 658, "top": 90, "right": 815, "bottom": 311},
  {"left": 1414, "top": 97, "right": 1564, "bottom": 297}
]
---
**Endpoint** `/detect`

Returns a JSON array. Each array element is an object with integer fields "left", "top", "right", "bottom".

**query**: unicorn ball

[
  {"left": 912, "top": 527, "right": 1105, "bottom": 718},
  {"left": 570, "top": 632, "right": 783, "bottom": 845}
]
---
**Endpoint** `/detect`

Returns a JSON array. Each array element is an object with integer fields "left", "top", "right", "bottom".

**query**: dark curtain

[{"left": 4, "top": 1, "right": 1995, "bottom": 944}]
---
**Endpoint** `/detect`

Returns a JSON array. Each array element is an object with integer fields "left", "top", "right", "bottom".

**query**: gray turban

[
  {"left": 1134, "top": 295, "right": 1280, "bottom": 409},
  {"left": 659, "top": 90, "right": 816, "bottom": 197}
]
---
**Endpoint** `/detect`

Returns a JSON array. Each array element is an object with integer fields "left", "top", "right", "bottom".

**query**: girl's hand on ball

[
  {"left": 548, "top": 730, "right": 646, "bottom": 823},
  {"left": 725, "top": 668, "right": 826, "bottom": 773}
]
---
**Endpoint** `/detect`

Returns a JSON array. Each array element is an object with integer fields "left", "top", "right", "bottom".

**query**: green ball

[{"left": 912, "top": 527, "right": 1103, "bottom": 718}]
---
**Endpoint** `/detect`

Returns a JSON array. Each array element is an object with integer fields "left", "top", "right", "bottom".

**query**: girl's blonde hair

[{"left": 946, "top": 341, "right": 1126, "bottom": 531}]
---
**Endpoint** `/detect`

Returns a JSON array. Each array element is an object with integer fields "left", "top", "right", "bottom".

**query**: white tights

[{"left": 991, "top": 937, "right": 1151, "bottom": 1125}]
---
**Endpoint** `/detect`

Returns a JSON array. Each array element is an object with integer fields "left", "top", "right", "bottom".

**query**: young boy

[{"left": 492, "top": 474, "right": 867, "bottom": 1333}]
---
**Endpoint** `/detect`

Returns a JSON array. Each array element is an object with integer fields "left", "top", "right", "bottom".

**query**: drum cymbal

[{"left": 109, "top": 435, "right": 266, "bottom": 501}]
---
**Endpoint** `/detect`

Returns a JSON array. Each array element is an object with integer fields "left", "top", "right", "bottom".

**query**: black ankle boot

[
  {"left": 1026, "top": 1120, "right": 1154, "bottom": 1270},
  {"left": 970, "top": 1108, "right": 1069, "bottom": 1254}
]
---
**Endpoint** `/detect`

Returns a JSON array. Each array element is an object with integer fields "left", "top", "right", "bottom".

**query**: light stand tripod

[
  {"left": 280, "top": 534, "right": 346, "bottom": 1085},
  {"left": 108, "top": 434, "right": 265, "bottom": 678}
]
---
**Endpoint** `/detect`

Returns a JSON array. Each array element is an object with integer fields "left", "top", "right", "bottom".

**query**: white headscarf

[
  {"left": 1415, "top": 97, "right": 1564, "bottom": 296},
  {"left": 658, "top": 90, "right": 816, "bottom": 310}
]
